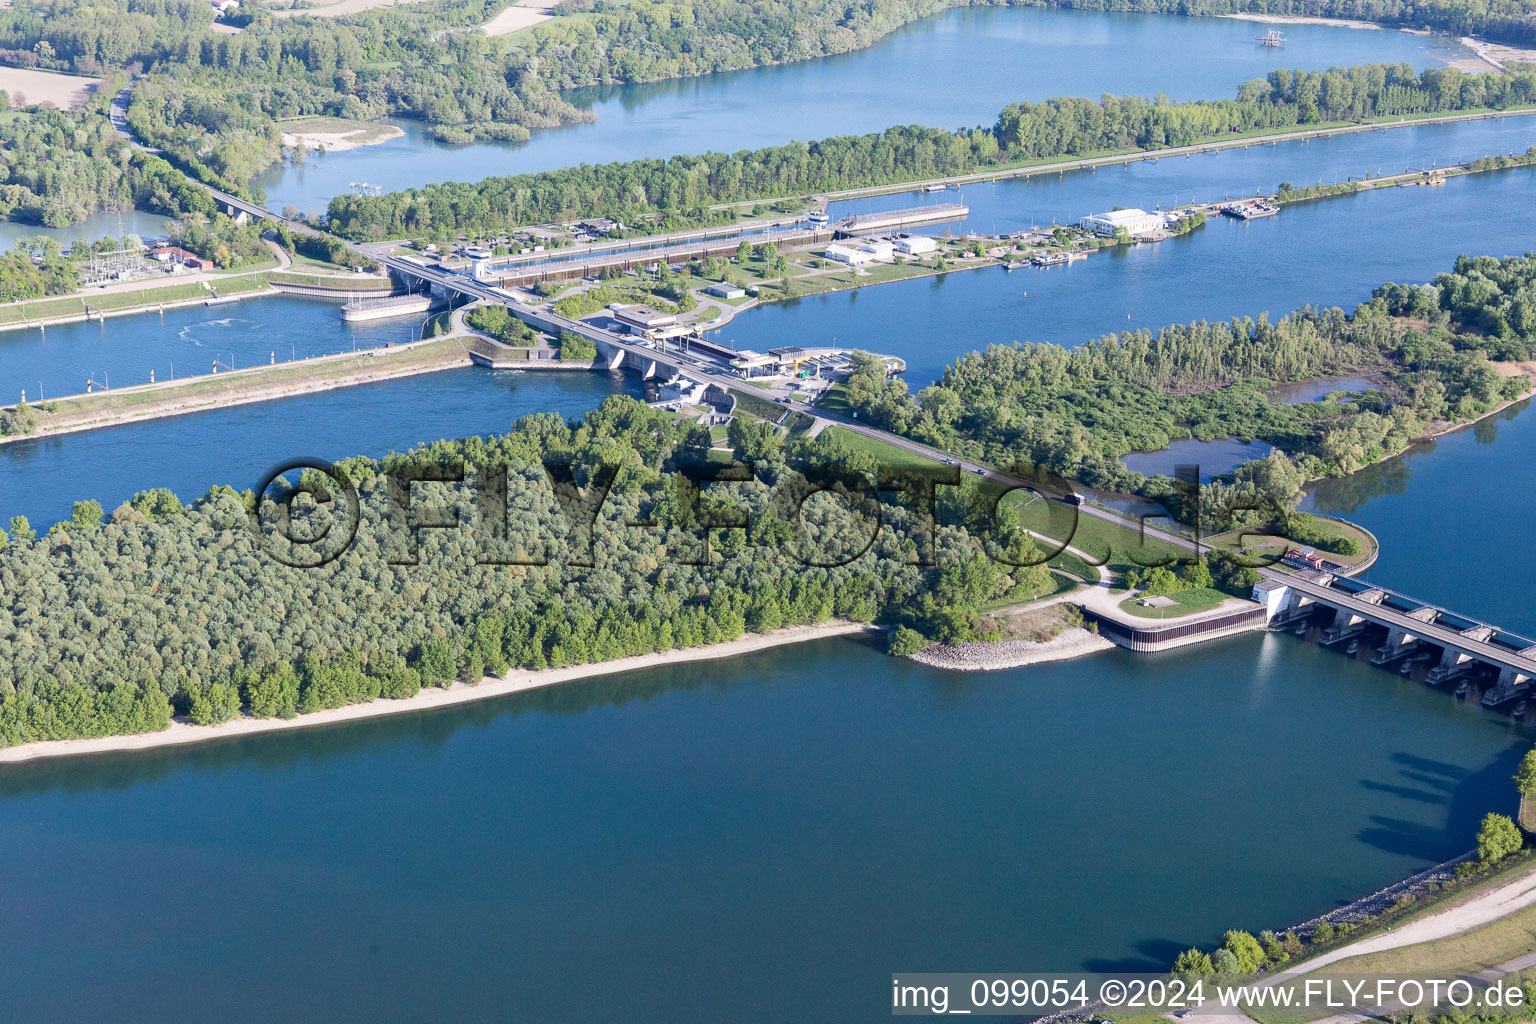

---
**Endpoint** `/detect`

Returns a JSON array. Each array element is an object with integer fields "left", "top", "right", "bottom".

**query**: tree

[
  {"left": 6, "top": 515, "right": 31, "bottom": 541},
  {"left": 1181, "top": 558, "right": 1214, "bottom": 590},
  {"left": 734, "top": 239, "right": 752, "bottom": 264},
  {"left": 1477, "top": 813, "right": 1523, "bottom": 863},
  {"left": 70, "top": 499, "right": 104, "bottom": 531},
  {"left": 1516, "top": 747, "right": 1536, "bottom": 798},
  {"left": 1139, "top": 566, "right": 1179, "bottom": 597},
  {"left": 1211, "top": 948, "right": 1240, "bottom": 975},
  {"left": 887, "top": 626, "right": 925, "bottom": 657},
  {"left": 1171, "top": 948, "right": 1213, "bottom": 975},
  {"left": 1220, "top": 930, "right": 1267, "bottom": 974}
]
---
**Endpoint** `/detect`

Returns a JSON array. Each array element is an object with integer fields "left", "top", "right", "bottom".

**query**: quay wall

[{"left": 1083, "top": 605, "right": 1269, "bottom": 652}]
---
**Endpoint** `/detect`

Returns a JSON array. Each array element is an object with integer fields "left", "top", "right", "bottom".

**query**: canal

[{"left": 5, "top": 157, "right": 1534, "bottom": 528}]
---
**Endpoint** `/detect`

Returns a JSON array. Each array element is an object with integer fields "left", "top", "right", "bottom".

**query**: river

[
  {"left": 0, "top": 10, "right": 1530, "bottom": 1022},
  {"left": 251, "top": 5, "right": 1472, "bottom": 216}
]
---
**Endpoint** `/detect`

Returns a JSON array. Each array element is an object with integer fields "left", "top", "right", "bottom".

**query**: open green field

[
  {"left": 1008, "top": 492, "right": 1188, "bottom": 581},
  {"left": 0, "top": 282, "right": 228, "bottom": 325},
  {"left": 817, "top": 426, "right": 945, "bottom": 472},
  {"left": 1119, "top": 586, "right": 1229, "bottom": 619}
]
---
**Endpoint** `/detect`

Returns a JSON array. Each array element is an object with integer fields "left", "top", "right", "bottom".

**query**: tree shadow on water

[
  {"left": 1083, "top": 938, "right": 1189, "bottom": 973},
  {"left": 1356, "top": 746, "right": 1526, "bottom": 860}
]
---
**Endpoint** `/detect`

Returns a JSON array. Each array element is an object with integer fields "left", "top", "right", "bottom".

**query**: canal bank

[{"left": 0, "top": 334, "right": 482, "bottom": 445}]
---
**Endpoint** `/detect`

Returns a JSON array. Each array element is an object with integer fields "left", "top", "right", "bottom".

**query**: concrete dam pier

[{"left": 1256, "top": 572, "right": 1536, "bottom": 709}]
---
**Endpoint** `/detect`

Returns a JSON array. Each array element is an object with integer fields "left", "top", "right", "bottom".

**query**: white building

[
  {"left": 824, "top": 243, "right": 874, "bottom": 266},
  {"left": 609, "top": 304, "right": 677, "bottom": 334},
  {"left": 1079, "top": 208, "right": 1162, "bottom": 237},
  {"left": 893, "top": 234, "right": 937, "bottom": 256},
  {"left": 859, "top": 240, "right": 897, "bottom": 262},
  {"left": 704, "top": 283, "right": 747, "bottom": 299}
]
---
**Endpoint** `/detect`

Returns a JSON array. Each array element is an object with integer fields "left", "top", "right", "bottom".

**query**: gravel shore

[{"left": 908, "top": 627, "right": 1114, "bottom": 672}]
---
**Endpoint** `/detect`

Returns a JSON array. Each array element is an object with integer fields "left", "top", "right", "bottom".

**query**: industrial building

[
  {"left": 824, "top": 243, "right": 875, "bottom": 266},
  {"left": 893, "top": 234, "right": 938, "bottom": 255},
  {"left": 609, "top": 304, "right": 678, "bottom": 334},
  {"left": 1078, "top": 208, "right": 1162, "bottom": 237},
  {"left": 704, "top": 283, "right": 748, "bottom": 299}
]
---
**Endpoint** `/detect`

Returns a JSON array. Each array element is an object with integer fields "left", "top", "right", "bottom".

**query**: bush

[
  {"left": 887, "top": 626, "right": 925, "bottom": 657},
  {"left": 1171, "top": 948, "right": 1213, "bottom": 975},
  {"left": 1514, "top": 747, "right": 1536, "bottom": 797},
  {"left": 1220, "top": 930, "right": 1266, "bottom": 974},
  {"left": 1477, "top": 813, "right": 1523, "bottom": 863},
  {"left": 558, "top": 331, "right": 597, "bottom": 363},
  {"left": 466, "top": 305, "right": 537, "bottom": 345}
]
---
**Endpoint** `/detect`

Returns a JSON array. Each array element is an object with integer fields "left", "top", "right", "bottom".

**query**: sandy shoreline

[
  {"left": 907, "top": 626, "right": 1115, "bottom": 672},
  {"left": 281, "top": 125, "right": 404, "bottom": 153},
  {"left": 0, "top": 621, "right": 880, "bottom": 765},
  {"left": 1220, "top": 12, "right": 1385, "bottom": 31}
]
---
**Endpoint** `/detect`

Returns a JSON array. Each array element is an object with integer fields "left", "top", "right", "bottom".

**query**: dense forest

[
  {"left": 838, "top": 253, "right": 1536, "bottom": 523},
  {"left": 325, "top": 63, "right": 1535, "bottom": 239},
  {"left": 0, "top": 398, "right": 1065, "bottom": 746},
  {"left": 0, "top": 106, "right": 223, "bottom": 228},
  {"left": 4, "top": 0, "right": 1535, "bottom": 216},
  {"left": 0, "top": 0, "right": 990, "bottom": 196},
  {"left": 1037, "top": 0, "right": 1536, "bottom": 47}
]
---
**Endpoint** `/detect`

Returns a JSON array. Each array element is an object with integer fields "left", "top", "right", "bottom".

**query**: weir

[{"left": 1254, "top": 572, "right": 1536, "bottom": 708}]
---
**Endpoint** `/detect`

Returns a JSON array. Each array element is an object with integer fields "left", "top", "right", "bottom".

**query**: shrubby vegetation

[
  {"left": 465, "top": 303, "right": 538, "bottom": 344},
  {"left": 0, "top": 236, "right": 78, "bottom": 301},
  {"left": 1477, "top": 812, "right": 1524, "bottom": 863},
  {"left": 326, "top": 63, "right": 1535, "bottom": 238},
  {"left": 0, "top": 396, "right": 1076, "bottom": 745},
  {"left": 838, "top": 254, "right": 1536, "bottom": 520}
]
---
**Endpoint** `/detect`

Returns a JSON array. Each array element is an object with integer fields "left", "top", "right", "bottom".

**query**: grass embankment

[
  {"left": 1321, "top": 901, "right": 1536, "bottom": 975},
  {"left": 0, "top": 273, "right": 280, "bottom": 327},
  {"left": 817, "top": 426, "right": 944, "bottom": 472},
  {"left": 5, "top": 336, "right": 472, "bottom": 437},
  {"left": 1008, "top": 492, "right": 1187, "bottom": 584},
  {"left": 1233, "top": 851, "right": 1536, "bottom": 1024},
  {"left": 1211, "top": 515, "right": 1378, "bottom": 573},
  {"left": 269, "top": 271, "right": 393, "bottom": 290},
  {"left": 813, "top": 432, "right": 1203, "bottom": 592}
]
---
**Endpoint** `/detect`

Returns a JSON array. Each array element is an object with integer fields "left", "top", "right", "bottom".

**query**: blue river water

[
  {"left": 722, "top": 164, "right": 1536, "bottom": 385},
  {"left": 0, "top": 12, "right": 1531, "bottom": 1021},
  {"left": 252, "top": 5, "right": 1471, "bottom": 214},
  {"left": 0, "top": 296, "right": 415, "bottom": 402},
  {"left": 826, "top": 114, "right": 1536, "bottom": 231},
  {"left": 0, "top": 367, "right": 642, "bottom": 527}
]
